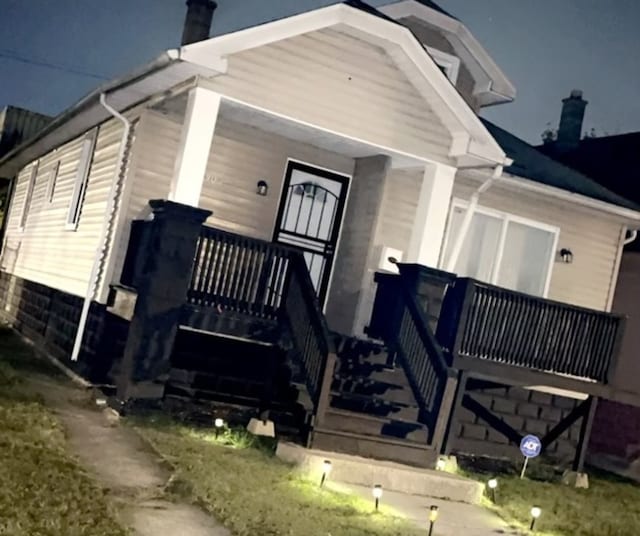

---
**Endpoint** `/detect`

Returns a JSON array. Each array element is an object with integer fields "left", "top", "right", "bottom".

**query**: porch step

[
  {"left": 323, "top": 408, "right": 428, "bottom": 442},
  {"left": 167, "top": 368, "right": 299, "bottom": 406},
  {"left": 331, "top": 375, "right": 415, "bottom": 405},
  {"left": 276, "top": 442, "right": 484, "bottom": 504},
  {"left": 310, "top": 427, "right": 437, "bottom": 469},
  {"left": 329, "top": 390, "right": 420, "bottom": 422}
]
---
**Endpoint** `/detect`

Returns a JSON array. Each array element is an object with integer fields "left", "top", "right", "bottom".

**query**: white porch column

[
  {"left": 169, "top": 86, "right": 221, "bottom": 206},
  {"left": 406, "top": 162, "right": 457, "bottom": 268}
]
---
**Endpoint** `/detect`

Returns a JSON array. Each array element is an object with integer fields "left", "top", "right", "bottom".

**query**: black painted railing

[
  {"left": 370, "top": 273, "right": 456, "bottom": 446},
  {"left": 442, "top": 278, "right": 625, "bottom": 383},
  {"left": 395, "top": 284, "right": 457, "bottom": 439},
  {"left": 188, "top": 225, "right": 335, "bottom": 420},
  {"left": 283, "top": 253, "right": 336, "bottom": 420},
  {"left": 188, "top": 226, "right": 292, "bottom": 319}
]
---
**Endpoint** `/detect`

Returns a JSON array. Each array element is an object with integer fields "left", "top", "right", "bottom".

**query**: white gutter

[
  {"left": 71, "top": 94, "right": 131, "bottom": 362},
  {"left": 625, "top": 230, "right": 638, "bottom": 245},
  {"left": 445, "top": 164, "right": 503, "bottom": 272}
]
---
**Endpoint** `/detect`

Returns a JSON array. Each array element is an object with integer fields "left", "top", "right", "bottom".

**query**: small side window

[
  {"left": 19, "top": 161, "right": 39, "bottom": 231},
  {"left": 66, "top": 130, "right": 97, "bottom": 230},
  {"left": 47, "top": 160, "right": 60, "bottom": 203}
]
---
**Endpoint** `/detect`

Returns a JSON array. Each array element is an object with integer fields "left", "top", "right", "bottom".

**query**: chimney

[
  {"left": 556, "top": 89, "right": 588, "bottom": 152},
  {"left": 181, "top": 0, "right": 217, "bottom": 46}
]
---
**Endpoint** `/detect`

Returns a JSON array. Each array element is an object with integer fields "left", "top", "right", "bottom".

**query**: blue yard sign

[
  {"left": 519, "top": 435, "right": 542, "bottom": 479},
  {"left": 520, "top": 435, "right": 542, "bottom": 458}
]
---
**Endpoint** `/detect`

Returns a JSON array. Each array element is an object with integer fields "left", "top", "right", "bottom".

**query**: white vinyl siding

[
  {"left": 2, "top": 117, "right": 135, "bottom": 299},
  {"left": 205, "top": 28, "right": 454, "bottom": 163},
  {"left": 200, "top": 116, "right": 354, "bottom": 240},
  {"left": 112, "top": 110, "right": 354, "bottom": 286},
  {"left": 451, "top": 173, "right": 624, "bottom": 311},
  {"left": 374, "top": 168, "right": 423, "bottom": 258}
]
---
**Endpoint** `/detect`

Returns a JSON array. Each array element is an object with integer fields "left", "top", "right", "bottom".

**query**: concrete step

[
  {"left": 276, "top": 442, "right": 484, "bottom": 504},
  {"left": 323, "top": 408, "right": 429, "bottom": 442},
  {"left": 310, "top": 427, "right": 437, "bottom": 469}
]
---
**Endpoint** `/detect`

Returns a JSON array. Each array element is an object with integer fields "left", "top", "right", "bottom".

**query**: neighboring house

[
  {"left": 0, "top": 107, "right": 52, "bottom": 254},
  {"left": 0, "top": 0, "right": 638, "bottom": 472},
  {"left": 539, "top": 91, "right": 640, "bottom": 471},
  {"left": 0, "top": 106, "right": 51, "bottom": 160}
]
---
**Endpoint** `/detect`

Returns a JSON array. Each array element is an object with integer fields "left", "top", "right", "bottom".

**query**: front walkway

[
  {"left": 28, "top": 376, "right": 229, "bottom": 536},
  {"left": 342, "top": 483, "right": 517, "bottom": 535}
]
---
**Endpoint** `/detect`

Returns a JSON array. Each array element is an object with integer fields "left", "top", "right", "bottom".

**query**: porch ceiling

[{"left": 218, "top": 97, "right": 428, "bottom": 169}]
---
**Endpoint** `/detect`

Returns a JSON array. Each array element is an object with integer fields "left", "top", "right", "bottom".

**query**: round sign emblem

[{"left": 520, "top": 435, "right": 542, "bottom": 458}]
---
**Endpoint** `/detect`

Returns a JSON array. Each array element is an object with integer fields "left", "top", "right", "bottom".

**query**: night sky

[{"left": 1, "top": 0, "right": 639, "bottom": 144}]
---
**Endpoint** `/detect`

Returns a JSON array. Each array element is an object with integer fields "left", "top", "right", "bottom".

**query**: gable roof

[
  {"left": 378, "top": 0, "right": 515, "bottom": 107},
  {"left": 482, "top": 119, "right": 640, "bottom": 213},
  {"left": 412, "top": 0, "right": 457, "bottom": 19},
  {"left": 0, "top": 1, "right": 508, "bottom": 177}
]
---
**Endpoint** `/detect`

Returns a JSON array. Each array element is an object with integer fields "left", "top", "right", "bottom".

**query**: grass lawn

[
  {"left": 465, "top": 461, "right": 640, "bottom": 536},
  {"left": 0, "top": 326, "right": 128, "bottom": 536},
  {"left": 134, "top": 416, "right": 423, "bottom": 536}
]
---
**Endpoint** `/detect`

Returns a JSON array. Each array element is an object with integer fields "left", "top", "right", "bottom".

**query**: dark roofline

[{"left": 482, "top": 118, "right": 640, "bottom": 212}]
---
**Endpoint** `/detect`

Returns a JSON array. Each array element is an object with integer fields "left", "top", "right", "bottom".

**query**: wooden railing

[
  {"left": 442, "top": 278, "right": 625, "bottom": 383},
  {"left": 394, "top": 284, "right": 457, "bottom": 441},
  {"left": 188, "top": 226, "right": 292, "bottom": 319},
  {"left": 187, "top": 225, "right": 335, "bottom": 420},
  {"left": 283, "top": 253, "right": 336, "bottom": 418},
  {"left": 370, "top": 274, "right": 456, "bottom": 444}
]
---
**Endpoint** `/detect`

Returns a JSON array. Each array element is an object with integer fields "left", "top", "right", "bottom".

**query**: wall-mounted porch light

[
  {"left": 256, "top": 180, "right": 268, "bottom": 196},
  {"left": 559, "top": 248, "right": 573, "bottom": 264}
]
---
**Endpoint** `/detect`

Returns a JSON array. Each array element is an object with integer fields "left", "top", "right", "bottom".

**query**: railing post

[
  {"left": 430, "top": 371, "right": 461, "bottom": 455},
  {"left": 448, "top": 279, "right": 476, "bottom": 361},
  {"left": 606, "top": 316, "right": 627, "bottom": 385},
  {"left": 116, "top": 199, "right": 211, "bottom": 401},
  {"left": 314, "top": 352, "right": 337, "bottom": 428}
]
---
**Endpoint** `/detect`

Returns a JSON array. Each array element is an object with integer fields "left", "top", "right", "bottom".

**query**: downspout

[
  {"left": 624, "top": 230, "right": 638, "bottom": 245},
  {"left": 71, "top": 94, "right": 131, "bottom": 362},
  {"left": 445, "top": 164, "right": 503, "bottom": 272}
]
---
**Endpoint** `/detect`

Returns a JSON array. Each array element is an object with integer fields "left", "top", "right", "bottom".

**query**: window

[
  {"left": 426, "top": 47, "right": 460, "bottom": 85},
  {"left": 442, "top": 202, "right": 559, "bottom": 297},
  {"left": 46, "top": 160, "right": 60, "bottom": 203},
  {"left": 66, "top": 131, "right": 97, "bottom": 230},
  {"left": 18, "top": 161, "right": 39, "bottom": 231}
]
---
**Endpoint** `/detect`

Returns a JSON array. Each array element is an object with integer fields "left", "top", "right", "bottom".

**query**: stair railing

[
  {"left": 282, "top": 253, "right": 337, "bottom": 428},
  {"left": 392, "top": 282, "right": 458, "bottom": 448}
]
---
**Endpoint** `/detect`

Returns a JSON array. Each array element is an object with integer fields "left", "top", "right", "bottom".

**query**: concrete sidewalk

[
  {"left": 338, "top": 482, "right": 519, "bottom": 536},
  {"left": 28, "top": 376, "right": 229, "bottom": 536}
]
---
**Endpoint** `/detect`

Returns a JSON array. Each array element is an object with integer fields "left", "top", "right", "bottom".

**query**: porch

[{"left": 112, "top": 203, "right": 626, "bottom": 470}]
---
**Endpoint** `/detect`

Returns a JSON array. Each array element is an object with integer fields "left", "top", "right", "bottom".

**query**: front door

[{"left": 274, "top": 161, "right": 349, "bottom": 306}]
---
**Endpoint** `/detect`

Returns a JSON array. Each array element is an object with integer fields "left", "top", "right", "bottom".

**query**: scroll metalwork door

[{"left": 273, "top": 161, "right": 349, "bottom": 307}]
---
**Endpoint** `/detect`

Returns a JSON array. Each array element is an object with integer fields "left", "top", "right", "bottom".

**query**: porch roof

[{"left": 0, "top": 1, "right": 508, "bottom": 178}]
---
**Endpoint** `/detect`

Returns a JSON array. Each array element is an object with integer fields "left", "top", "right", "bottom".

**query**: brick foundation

[
  {"left": 0, "top": 271, "right": 128, "bottom": 383},
  {"left": 453, "top": 385, "right": 582, "bottom": 463},
  {"left": 590, "top": 400, "right": 640, "bottom": 460}
]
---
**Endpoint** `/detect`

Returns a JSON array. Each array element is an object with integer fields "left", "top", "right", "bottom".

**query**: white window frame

[
  {"left": 66, "top": 130, "right": 97, "bottom": 230},
  {"left": 426, "top": 46, "right": 460, "bottom": 85},
  {"left": 441, "top": 199, "right": 560, "bottom": 297},
  {"left": 18, "top": 161, "right": 39, "bottom": 232},
  {"left": 46, "top": 160, "right": 60, "bottom": 204}
]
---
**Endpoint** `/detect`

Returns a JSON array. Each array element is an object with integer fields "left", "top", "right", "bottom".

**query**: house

[
  {"left": 0, "top": 106, "right": 51, "bottom": 160},
  {"left": 0, "top": 0, "right": 638, "bottom": 473},
  {"left": 539, "top": 91, "right": 640, "bottom": 472}
]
